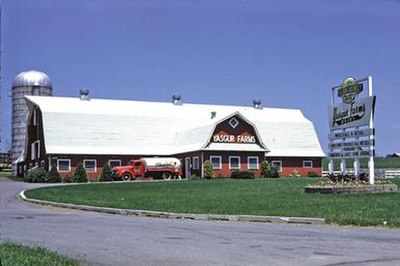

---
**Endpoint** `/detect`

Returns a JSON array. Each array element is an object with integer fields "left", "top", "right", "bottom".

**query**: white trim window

[
  {"left": 33, "top": 108, "right": 38, "bottom": 126},
  {"left": 210, "top": 156, "right": 222, "bottom": 170},
  {"left": 229, "top": 156, "right": 241, "bottom": 170},
  {"left": 271, "top": 160, "right": 282, "bottom": 172},
  {"left": 247, "top": 156, "right": 259, "bottom": 170},
  {"left": 84, "top": 159, "right": 97, "bottom": 172},
  {"left": 31, "top": 141, "right": 40, "bottom": 160},
  {"left": 108, "top": 159, "right": 122, "bottom": 168},
  {"left": 193, "top": 156, "right": 200, "bottom": 170},
  {"left": 228, "top": 117, "right": 239, "bottom": 128},
  {"left": 303, "top": 160, "right": 313, "bottom": 168},
  {"left": 57, "top": 159, "right": 71, "bottom": 172}
]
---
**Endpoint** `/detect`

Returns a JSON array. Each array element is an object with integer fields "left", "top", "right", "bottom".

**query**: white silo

[{"left": 11, "top": 70, "right": 53, "bottom": 172}]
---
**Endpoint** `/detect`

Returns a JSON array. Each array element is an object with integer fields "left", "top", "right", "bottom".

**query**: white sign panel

[
  {"left": 328, "top": 128, "right": 374, "bottom": 140},
  {"left": 328, "top": 96, "right": 376, "bottom": 130}
]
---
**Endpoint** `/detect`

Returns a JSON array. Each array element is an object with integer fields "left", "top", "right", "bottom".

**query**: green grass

[
  {"left": 25, "top": 178, "right": 400, "bottom": 227},
  {"left": 322, "top": 157, "right": 400, "bottom": 170},
  {"left": 0, "top": 171, "right": 22, "bottom": 182},
  {"left": 0, "top": 242, "right": 84, "bottom": 266}
]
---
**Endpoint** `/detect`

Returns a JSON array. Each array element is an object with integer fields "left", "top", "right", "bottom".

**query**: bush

[
  {"left": 289, "top": 169, "right": 301, "bottom": 178},
  {"left": 46, "top": 166, "right": 61, "bottom": 183},
  {"left": 307, "top": 171, "right": 319, "bottom": 178},
  {"left": 231, "top": 170, "right": 255, "bottom": 179},
  {"left": 203, "top": 160, "right": 215, "bottom": 179},
  {"left": 261, "top": 161, "right": 280, "bottom": 178},
  {"left": 327, "top": 172, "right": 369, "bottom": 183},
  {"left": 99, "top": 163, "right": 113, "bottom": 182},
  {"left": 62, "top": 175, "right": 73, "bottom": 183},
  {"left": 24, "top": 167, "right": 47, "bottom": 183},
  {"left": 72, "top": 163, "right": 88, "bottom": 183}
]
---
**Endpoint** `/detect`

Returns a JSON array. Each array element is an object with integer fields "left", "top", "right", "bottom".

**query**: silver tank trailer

[{"left": 11, "top": 70, "right": 52, "bottom": 173}]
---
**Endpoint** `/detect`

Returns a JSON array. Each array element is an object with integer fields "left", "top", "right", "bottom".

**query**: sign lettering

[
  {"left": 328, "top": 96, "right": 375, "bottom": 130},
  {"left": 213, "top": 134, "right": 256, "bottom": 144}
]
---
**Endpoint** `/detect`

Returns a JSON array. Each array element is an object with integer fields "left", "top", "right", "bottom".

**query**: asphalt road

[{"left": 1, "top": 178, "right": 400, "bottom": 266}]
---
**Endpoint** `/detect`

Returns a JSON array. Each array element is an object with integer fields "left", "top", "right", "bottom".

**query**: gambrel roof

[{"left": 25, "top": 96, "right": 325, "bottom": 157}]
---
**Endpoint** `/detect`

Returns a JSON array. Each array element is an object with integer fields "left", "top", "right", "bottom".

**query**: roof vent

[
  {"left": 80, "top": 89, "right": 90, "bottom": 101},
  {"left": 172, "top": 94, "right": 182, "bottom": 105},
  {"left": 211, "top": 111, "right": 216, "bottom": 119},
  {"left": 253, "top": 99, "right": 262, "bottom": 109}
]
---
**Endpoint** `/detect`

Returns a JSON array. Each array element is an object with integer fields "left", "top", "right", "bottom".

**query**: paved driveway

[{"left": 1, "top": 178, "right": 400, "bottom": 266}]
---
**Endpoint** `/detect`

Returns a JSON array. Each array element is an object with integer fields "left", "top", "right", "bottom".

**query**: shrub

[
  {"left": 289, "top": 169, "right": 300, "bottom": 178},
  {"left": 72, "top": 163, "right": 88, "bottom": 183},
  {"left": 99, "top": 163, "right": 113, "bottom": 182},
  {"left": 261, "top": 161, "right": 280, "bottom": 178},
  {"left": 46, "top": 166, "right": 61, "bottom": 183},
  {"left": 203, "top": 160, "right": 215, "bottom": 179},
  {"left": 62, "top": 175, "right": 73, "bottom": 183},
  {"left": 327, "top": 172, "right": 369, "bottom": 183},
  {"left": 307, "top": 171, "right": 319, "bottom": 178},
  {"left": 231, "top": 170, "right": 255, "bottom": 179},
  {"left": 24, "top": 167, "right": 47, "bottom": 183}
]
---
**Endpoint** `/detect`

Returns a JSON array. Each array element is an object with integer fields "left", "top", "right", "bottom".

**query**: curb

[{"left": 19, "top": 190, "right": 325, "bottom": 225}]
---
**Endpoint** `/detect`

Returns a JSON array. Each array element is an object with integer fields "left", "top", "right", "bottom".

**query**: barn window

[
  {"left": 33, "top": 108, "right": 37, "bottom": 126},
  {"left": 108, "top": 159, "right": 122, "bottom": 168},
  {"left": 57, "top": 159, "right": 71, "bottom": 172},
  {"left": 192, "top": 157, "right": 200, "bottom": 170},
  {"left": 210, "top": 156, "right": 222, "bottom": 170},
  {"left": 247, "top": 157, "right": 259, "bottom": 170},
  {"left": 84, "top": 159, "right": 97, "bottom": 172},
  {"left": 303, "top": 160, "right": 313, "bottom": 168},
  {"left": 31, "top": 141, "right": 40, "bottom": 160},
  {"left": 229, "top": 156, "right": 240, "bottom": 170},
  {"left": 271, "top": 160, "right": 282, "bottom": 172},
  {"left": 228, "top": 117, "right": 239, "bottom": 128}
]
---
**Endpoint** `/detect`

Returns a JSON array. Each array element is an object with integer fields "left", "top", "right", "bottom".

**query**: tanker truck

[{"left": 112, "top": 157, "right": 182, "bottom": 181}]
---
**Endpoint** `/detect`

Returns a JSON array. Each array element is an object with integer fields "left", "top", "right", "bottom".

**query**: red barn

[{"left": 21, "top": 95, "right": 325, "bottom": 179}]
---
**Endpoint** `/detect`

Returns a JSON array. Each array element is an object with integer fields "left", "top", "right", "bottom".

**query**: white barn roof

[{"left": 25, "top": 96, "right": 325, "bottom": 157}]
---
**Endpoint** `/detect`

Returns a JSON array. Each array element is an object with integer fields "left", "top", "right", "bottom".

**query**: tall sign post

[{"left": 328, "top": 76, "right": 376, "bottom": 184}]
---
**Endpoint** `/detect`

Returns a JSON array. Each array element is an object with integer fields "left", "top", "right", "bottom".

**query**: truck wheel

[
  {"left": 162, "top": 172, "right": 172, "bottom": 180},
  {"left": 121, "top": 173, "right": 132, "bottom": 181}
]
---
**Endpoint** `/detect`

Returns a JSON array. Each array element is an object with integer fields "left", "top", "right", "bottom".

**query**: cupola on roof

[{"left": 12, "top": 69, "right": 52, "bottom": 88}]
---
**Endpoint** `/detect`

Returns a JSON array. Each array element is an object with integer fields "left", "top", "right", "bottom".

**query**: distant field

[
  {"left": 322, "top": 157, "right": 400, "bottom": 171},
  {"left": 25, "top": 178, "right": 400, "bottom": 227}
]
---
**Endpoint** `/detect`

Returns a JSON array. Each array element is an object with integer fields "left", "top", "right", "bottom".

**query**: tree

[
  {"left": 73, "top": 163, "right": 88, "bottom": 183},
  {"left": 261, "top": 161, "right": 279, "bottom": 178},
  {"left": 46, "top": 166, "right": 61, "bottom": 183},
  {"left": 24, "top": 167, "right": 47, "bottom": 183},
  {"left": 99, "top": 163, "right": 113, "bottom": 182},
  {"left": 203, "top": 160, "right": 215, "bottom": 179}
]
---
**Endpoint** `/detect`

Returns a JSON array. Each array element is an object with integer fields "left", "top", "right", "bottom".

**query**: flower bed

[{"left": 305, "top": 183, "right": 398, "bottom": 194}]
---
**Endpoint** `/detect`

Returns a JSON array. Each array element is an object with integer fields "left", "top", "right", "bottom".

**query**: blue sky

[{"left": 1, "top": 0, "right": 399, "bottom": 156}]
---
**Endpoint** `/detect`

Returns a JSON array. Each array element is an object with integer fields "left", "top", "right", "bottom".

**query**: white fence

[
  {"left": 384, "top": 169, "right": 400, "bottom": 178},
  {"left": 322, "top": 169, "right": 400, "bottom": 178}
]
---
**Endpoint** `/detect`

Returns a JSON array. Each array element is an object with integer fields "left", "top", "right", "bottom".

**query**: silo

[{"left": 11, "top": 70, "right": 52, "bottom": 172}]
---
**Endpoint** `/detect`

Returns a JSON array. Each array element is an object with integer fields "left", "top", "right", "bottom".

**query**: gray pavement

[{"left": 1, "top": 177, "right": 400, "bottom": 266}]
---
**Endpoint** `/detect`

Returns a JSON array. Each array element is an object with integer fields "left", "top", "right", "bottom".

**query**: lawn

[
  {"left": 24, "top": 178, "right": 400, "bottom": 227},
  {"left": 0, "top": 242, "right": 85, "bottom": 266}
]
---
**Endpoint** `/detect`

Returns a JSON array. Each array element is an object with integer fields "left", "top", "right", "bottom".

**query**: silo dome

[{"left": 12, "top": 69, "right": 52, "bottom": 88}]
